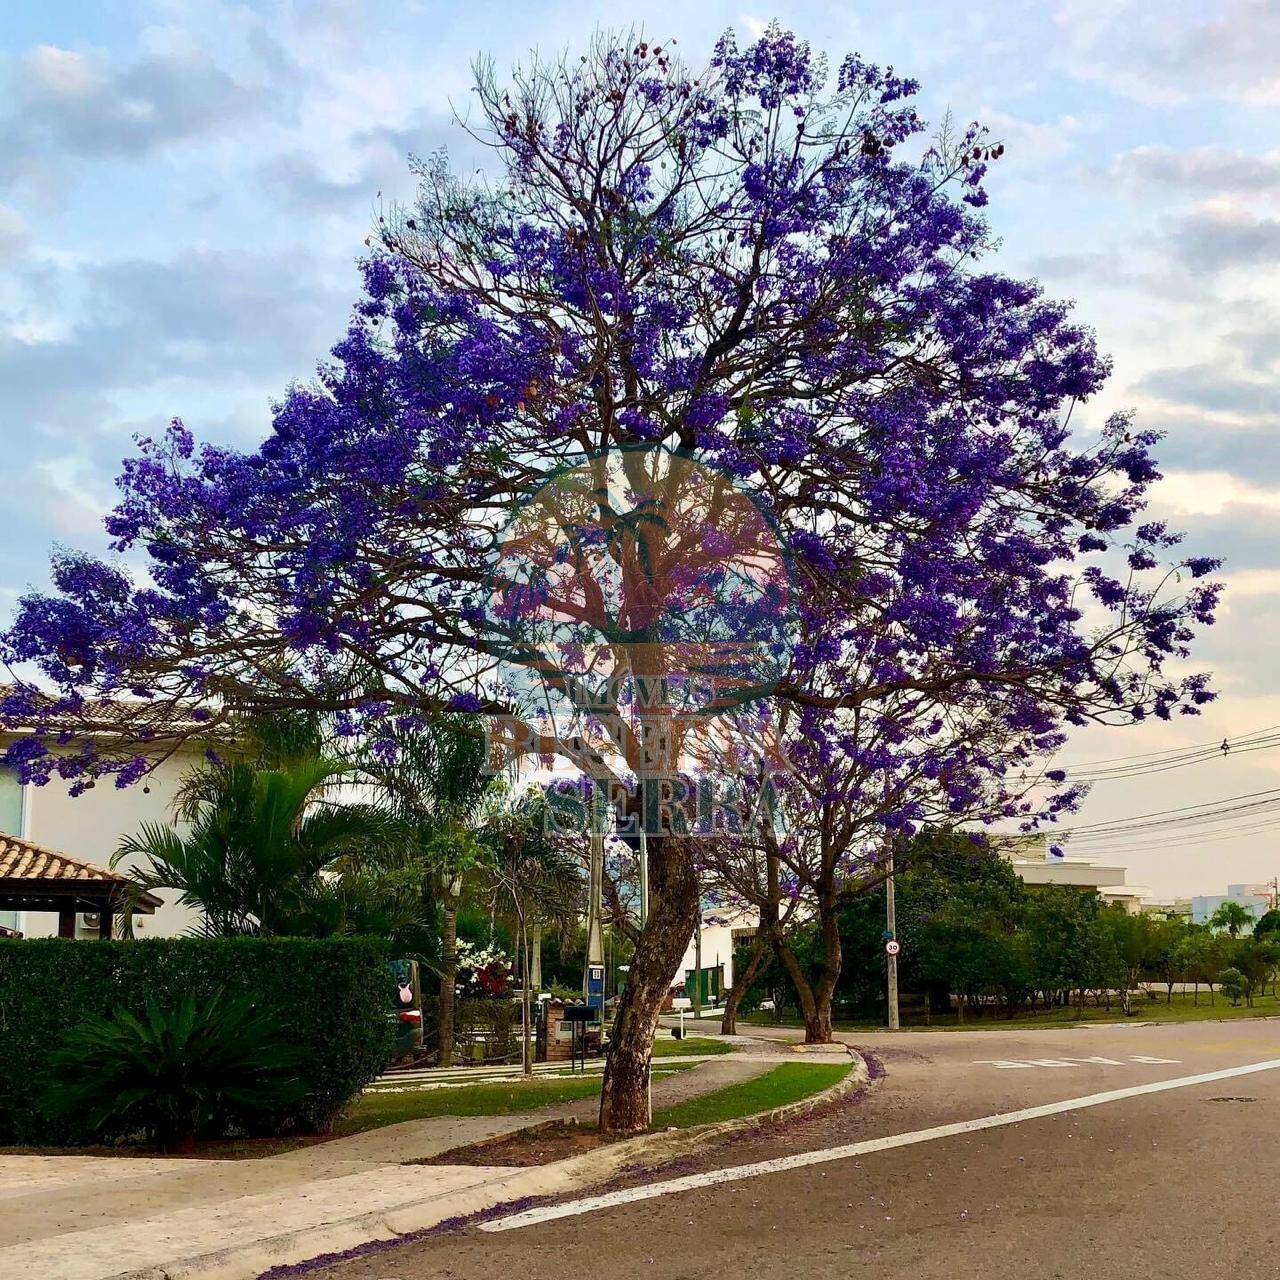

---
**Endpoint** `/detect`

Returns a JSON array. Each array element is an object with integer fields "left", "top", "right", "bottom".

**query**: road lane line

[{"left": 480, "top": 1056, "right": 1280, "bottom": 1232}]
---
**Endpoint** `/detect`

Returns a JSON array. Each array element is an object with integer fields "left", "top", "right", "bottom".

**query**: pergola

[{"left": 0, "top": 834, "right": 161, "bottom": 938}]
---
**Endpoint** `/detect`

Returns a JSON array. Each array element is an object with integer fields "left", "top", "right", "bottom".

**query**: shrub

[
  {"left": 1218, "top": 966, "right": 1247, "bottom": 1007},
  {"left": 42, "top": 990, "right": 307, "bottom": 1151},
  {"left": 0, "top": 936, "right": 392, "bottom": 1146}
]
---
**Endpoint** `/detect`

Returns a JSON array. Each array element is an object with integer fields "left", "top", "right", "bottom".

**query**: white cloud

[
  {"left": 1170, "top": 206, "right": 1280, "bottom": 273},
  {"left": 0, "top": 41, "right": 263, "bottom": 181},
  {"left": 1112, "top": 146, "right": 1280, "bottom": 198},
  {"left": 0, "top": 205, "right": 27, "bottom": 261},
  {"left": 1224, "top": 568, "right": 1280, "bottom": 599},
  {"left": 980, "top": 108, "right": 1082, "bottom": 164},
  {"left": 24, "top": 45, "right": 97, "bottom": 98},
  {"left": 1154, "top": 471, "right": 1280, "bottom": 518},
  {"left": 1055, "top": 0, "right": 1280, "bottom": 104}
]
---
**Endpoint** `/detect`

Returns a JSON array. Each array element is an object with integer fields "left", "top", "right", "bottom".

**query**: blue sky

[{"left": 2, "top": 0, "right": 1279, "bottom": 895}]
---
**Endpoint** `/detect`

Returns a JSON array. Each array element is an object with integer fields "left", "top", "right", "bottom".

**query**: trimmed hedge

[{"left": 0, "top": 936, "right": 393, "bottom": 1146}]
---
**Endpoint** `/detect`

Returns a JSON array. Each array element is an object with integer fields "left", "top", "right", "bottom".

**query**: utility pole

[
  {"left": 886, "top": 841, "right": 900, "bottom": 1031},
  {"left": 693, "top": 910, "right": 703, "bottom": 1018},
  {"left": 638, "top": 828, "right": 650, "bottom": 927},
  {"left": 584, "top": 830, "right": 606, "bottom": 1022},
  {"left": 638, "top": 829, "right": 652, "bottom": 1117}
]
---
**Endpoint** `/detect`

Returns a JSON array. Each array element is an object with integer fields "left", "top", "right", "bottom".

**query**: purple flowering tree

[
  {"left": 704, "top": 685, "right": 1090, "bottom": 1042},
  {"left": 2, "top": 27, "right": 1219, "bottom": 1131}
]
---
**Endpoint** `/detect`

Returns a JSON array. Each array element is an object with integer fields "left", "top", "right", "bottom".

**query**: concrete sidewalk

[{"left": 0, "top": 1039, "right": 821, "bottom": 1280}]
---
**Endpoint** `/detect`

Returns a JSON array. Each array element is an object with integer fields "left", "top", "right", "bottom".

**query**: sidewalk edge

[{"left": 120, "top": 1048, "right": 870, "bottom": 1280}]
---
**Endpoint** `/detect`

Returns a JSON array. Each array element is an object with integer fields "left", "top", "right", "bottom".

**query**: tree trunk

[
  {"left": 598, "top": 834, "right": 699, "bottom": 1135},
  {"left": 438, "top": 890, "right": 459, "bottom": 1067},
  {"left": 769, "top": 925, "right": 829, "bottom": 1042},
  {"left": 759, "top": 833, "right": 840, "bottom": 1044},
  {"left": 520, "top": 916, "right": 533, "bottom": 1076},
  {"left": 165, "top": 1125, "right": 197, "bottom": 1156},
  {"left": 808, "top": 888, "right": 842, "bottom": 1043},
  {"left": 720, "top": 934, "right": 767, "bottom": 1036}
]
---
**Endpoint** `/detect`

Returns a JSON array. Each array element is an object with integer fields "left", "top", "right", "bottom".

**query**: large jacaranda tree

[{"left": 3, "top": 27, "right": 1220, "bottom": 1131}]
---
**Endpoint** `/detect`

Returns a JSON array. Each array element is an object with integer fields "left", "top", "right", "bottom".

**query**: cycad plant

[{"left": 41, "top": 990, "right": 306, "bottom": 1152}]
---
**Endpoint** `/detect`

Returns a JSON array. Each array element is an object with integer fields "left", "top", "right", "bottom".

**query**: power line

[
  {"left": 1067, "top": 737, "right": 1280, "bottom": 782},
  {"left": 1077, "top": 816, "right": 1280, "bottom": 858},
  {"left": 1062, "top": 723, "right": 1280, "bottom": 769},
  {"left": 1060, "top": 786, "right": 1280, "bottom": 835}
]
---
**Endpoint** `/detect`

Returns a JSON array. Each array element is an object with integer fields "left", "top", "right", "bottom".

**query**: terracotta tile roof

[
  {"left": 0, "top": 835, "right": 126, "bottom": 883},
  {"left": 0, "top": 835, "right": 162, "bottom": 913}
]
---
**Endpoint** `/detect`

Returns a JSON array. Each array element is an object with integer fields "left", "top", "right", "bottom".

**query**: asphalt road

[{"left": 311, "top": 1018, "right": 1280, "bottom": 1280}]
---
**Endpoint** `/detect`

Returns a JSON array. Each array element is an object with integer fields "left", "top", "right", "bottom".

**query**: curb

[
  {"left": 554, "top": 1044, "right": 868, "bottom": 1184},
  {"left": 119, "top": 1048, "right": 869, "bottom": 1280}
]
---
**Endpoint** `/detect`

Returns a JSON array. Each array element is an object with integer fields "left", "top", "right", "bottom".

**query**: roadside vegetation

[
  {"left": 733, "top": 828, "right": 1280, "bottom": 1030},
  {"left": 746, "top": 989, "right": 1280, "bottom": 1033}
]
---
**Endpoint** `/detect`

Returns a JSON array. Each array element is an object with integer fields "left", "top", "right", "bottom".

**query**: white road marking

[
  {"left": 973, "top": 1055, "right": 1180, "bottom": 1070},
  {"left": 480, "top": 1056, "right": 1280, "bottom": 1233}
]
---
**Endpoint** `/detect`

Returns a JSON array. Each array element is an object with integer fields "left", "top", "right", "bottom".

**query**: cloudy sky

[{"left": 1, "top": 0, "right": 1278, "bottom": 896}]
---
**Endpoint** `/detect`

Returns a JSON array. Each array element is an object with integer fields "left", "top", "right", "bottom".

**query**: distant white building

[
  {"left": 989, "top": 833, "right": 1147, "bottom": 912},
  {"left": 1190, "top": 884, "right": 1274, "bottom": 927},
  {"left": 676, "top": 904, "right": 758, "bottom": 1006}
]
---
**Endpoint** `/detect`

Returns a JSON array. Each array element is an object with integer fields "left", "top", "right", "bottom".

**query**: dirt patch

[{"left": 416, "top": 1120, "right": 621, "bottom": 1167}]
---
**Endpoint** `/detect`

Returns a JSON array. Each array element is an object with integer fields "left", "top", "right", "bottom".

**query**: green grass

[
  {"left": 341, "top": 1060, "right": 699, "bottom": 1135},
  {"left": 652, "top": 1035, "right": 734, "bottom": 1057},
  {"left": 743, "top": 989, "right": 1280, "bottom": 1033},
  {"left": 337, "top": 1077, "right": 604, "bottom": 1134},
  {"left": 651, "top": 1060, "right": 851, "bottom": 1128}
]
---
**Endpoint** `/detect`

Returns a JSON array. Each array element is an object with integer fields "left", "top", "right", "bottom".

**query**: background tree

[
  {"left": 1229, "top": 937, "right": 1276, "bottom": 1007},
  {"left": 1219, "top": 966, "right": 1247, "bottom": 1007},
  {"left": 115, "top": 755, "right": 414, "bottom": 940},
  {"left": 484, "top": 789, "right": 583, "bottom": 1075},
  {"left": 356, "top": 715, "right": 494, "bottom": 1066},
  {"left": 1210, "top": 900, "right": 1255, "bottom": 938},
  {"left": 1094, "top": 906, "right": 1154, "bottom": 1017},
  {"left": 1252, "top": 908, "right": 1280, "bottom": 941}
]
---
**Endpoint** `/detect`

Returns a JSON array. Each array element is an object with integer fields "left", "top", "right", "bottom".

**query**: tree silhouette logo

[{"left": 484, "top": 444, "right": 795, "bottom": 833}]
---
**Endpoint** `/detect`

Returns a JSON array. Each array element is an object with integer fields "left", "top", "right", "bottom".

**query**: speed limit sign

[{"left": 885, "top": 939, "right": 901, "bottom": 956}]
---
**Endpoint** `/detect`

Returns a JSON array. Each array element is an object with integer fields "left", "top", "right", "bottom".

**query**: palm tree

[
  {"left": 484, "top": 790, "right": 583, "bottom": 1076},
  {"left": 114, "top": 755, "right": 412, "bottom": 938},
  {"left": 1210, "top": 899, "right": 1255, "bottom": 938},
  {"left": 355, "top": 716, "right": 496, "bottom": 1066}
]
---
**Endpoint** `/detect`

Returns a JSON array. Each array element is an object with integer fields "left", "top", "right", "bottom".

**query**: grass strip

[
  {"left": 651, "top": 1060, "right": 850, "bottom": 1129},
  {"left": 652, "top": 1036, "right": 735, "bottom": 1057}
]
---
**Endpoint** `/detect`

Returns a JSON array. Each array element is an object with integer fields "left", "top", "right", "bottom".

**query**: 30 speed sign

[{"left": 885, "top": 939, "right": 901, "bottom": 956}]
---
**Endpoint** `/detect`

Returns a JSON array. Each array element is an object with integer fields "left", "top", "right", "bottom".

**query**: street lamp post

[{"left": 886, "top": 842, "right": 900, "bottom": 1031}]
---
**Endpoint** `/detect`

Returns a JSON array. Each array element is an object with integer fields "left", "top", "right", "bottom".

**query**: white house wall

[{"left": 14, "top": 752, "right": 202, "bottom": 938}]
